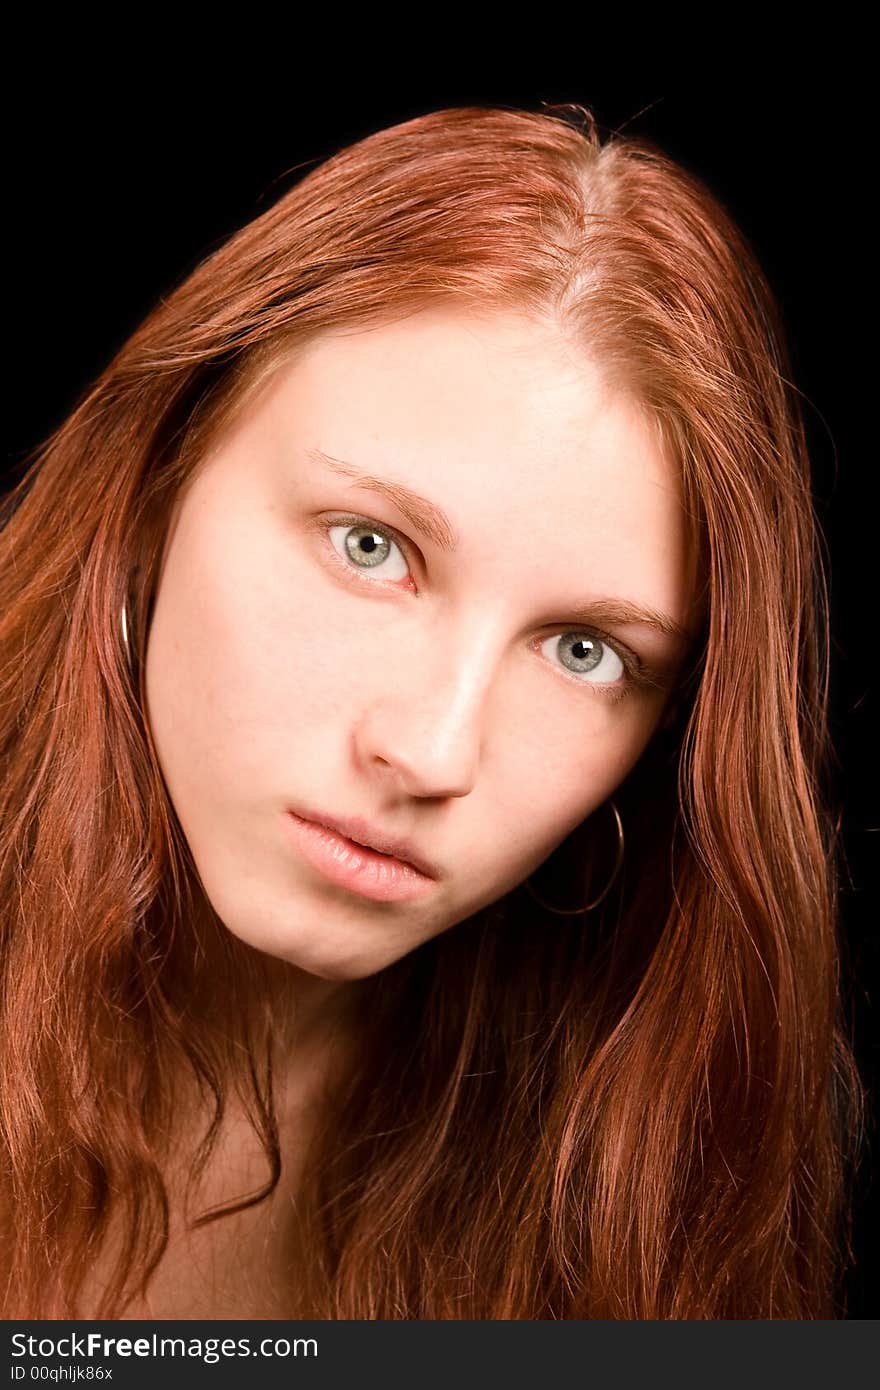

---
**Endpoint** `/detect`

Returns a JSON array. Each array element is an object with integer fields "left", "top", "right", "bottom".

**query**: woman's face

[{"left": 145, "top": 306, "right": 697, "bottom": 980}]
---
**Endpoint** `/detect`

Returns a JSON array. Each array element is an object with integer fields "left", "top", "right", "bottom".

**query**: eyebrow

[
  {"left": 305, "top": 447, "right": 694, "bottom": 646},
  {"left": 307, "top": 447, "right": 459, "bottom": 552}
]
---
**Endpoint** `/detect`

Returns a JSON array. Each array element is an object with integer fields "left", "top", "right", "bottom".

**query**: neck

[
  {"left": 260, "top": 953, "right": 369, "bottom": 1113},
  {"left": 177, "top": 890, "right": 370, "bottom": 1120}
]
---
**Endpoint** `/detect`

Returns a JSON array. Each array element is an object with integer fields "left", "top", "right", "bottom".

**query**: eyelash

[{"left": 315, "top": 512, "right": 664, "bottom": 704}]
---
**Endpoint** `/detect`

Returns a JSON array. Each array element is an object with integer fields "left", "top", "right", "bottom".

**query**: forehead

[
  {"left": 252, "top": 306, "right": 673, "bottom": 508},
  {"left": 222, "top": 307, "right": 697, "bottom": 641},
  {"left": 282, "top": 305, "right": 628, "bottom": 412}
]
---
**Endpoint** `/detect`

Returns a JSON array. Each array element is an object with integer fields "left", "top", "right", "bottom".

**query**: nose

[{"left": 352, "top": 627, "right": 497, "bottom": 800}]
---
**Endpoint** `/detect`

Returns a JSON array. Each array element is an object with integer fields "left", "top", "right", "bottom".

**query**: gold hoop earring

[
  {"left": 523, "top": 800, "right": 624, "bottom": 915},
  {"left": 121, "top": 593, "right": 135, "bottom": 672}
]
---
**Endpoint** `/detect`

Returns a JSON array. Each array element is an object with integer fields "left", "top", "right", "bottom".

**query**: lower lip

[{"left": 284, "top": 812, "right": 435, "bottom": 902}]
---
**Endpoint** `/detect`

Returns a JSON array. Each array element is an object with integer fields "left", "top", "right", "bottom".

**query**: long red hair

[{"left": 0, "top": 103, "right": 863, "bottom": 1317}]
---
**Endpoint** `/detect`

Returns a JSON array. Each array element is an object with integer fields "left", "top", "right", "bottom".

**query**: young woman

[{"left": 0, "top": 102, "right": 863, "bottom": 1319}]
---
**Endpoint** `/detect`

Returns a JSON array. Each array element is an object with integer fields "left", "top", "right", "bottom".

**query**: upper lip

[{"left": 288, "top": 806, "right": 440, "bottom": 879}]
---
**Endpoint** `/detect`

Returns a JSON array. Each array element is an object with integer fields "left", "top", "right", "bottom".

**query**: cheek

[
  {"left": 478, "top": 695, "right": 660, "bottom": 891},
  {"left": 260, "top": 562, "right": 409, "bottom": 728},
  {"left": 145, "top": 513, "right": 395, "bottom": 796}
]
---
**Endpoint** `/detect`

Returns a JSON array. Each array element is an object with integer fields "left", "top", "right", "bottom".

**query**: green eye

[
  {"left": 326, "top": 518, "right": 411, "bottom": 583},
  {"left": 538, "top": 631, "right": 626, "bottom": 687}
]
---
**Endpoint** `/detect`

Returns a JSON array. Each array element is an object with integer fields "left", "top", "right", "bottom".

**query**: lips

[
  {"left": 284, "top": 811, "right": 438, "bottom": 904},
  {"left": 286, "top": 805, "right": 440, "bottom": 880}
]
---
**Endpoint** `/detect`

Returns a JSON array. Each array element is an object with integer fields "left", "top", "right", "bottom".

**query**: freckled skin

[{"left": 145, "top": 307, "right": 695, "bottom": 983}]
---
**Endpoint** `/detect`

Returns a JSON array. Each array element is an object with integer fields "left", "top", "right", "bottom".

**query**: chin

[{"left": 223, "top": 917, "right": 404, "bottom": 982}]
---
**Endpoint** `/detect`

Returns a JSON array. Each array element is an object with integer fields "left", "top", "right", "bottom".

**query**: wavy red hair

[{"left": 0, "top": 103, "right": 863, "bottom": 1317}]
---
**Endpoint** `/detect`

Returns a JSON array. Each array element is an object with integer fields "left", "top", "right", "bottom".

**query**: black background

[{"left": 6, "top": 62, "right": 876, "bottom": 1318}]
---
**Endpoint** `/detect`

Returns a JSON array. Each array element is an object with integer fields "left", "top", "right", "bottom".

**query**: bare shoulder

[{"left": 80, "top": 1090, "right": 321, "bottom": 1319}]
